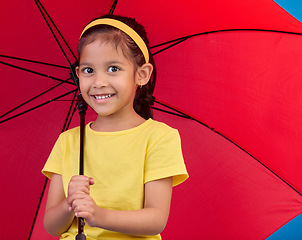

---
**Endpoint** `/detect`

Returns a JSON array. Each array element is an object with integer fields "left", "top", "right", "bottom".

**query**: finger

[
  {"left": 71, "top": 175, "right": 90, "bottom": 181},
  {"left": 75, "top": 211, "right": 90, "bottom": 219},
  {"left": 71, "top": 184, "right": 90, "bottom": 194},
  {"left": 89, "top": 177, "right": 95, "bottom": 185},
  {"left": 75, "top": 211, "right": 83, "bottom": 218},
  {"left": 69, "top": 177, "right": 91, "bottom": 194},
  {"left": 72, "top": 194, "right": 95, "bottom": 211},
  {"left": 73, "top": 204, "right": 88, "bottom": 216},
  {"left": 70, "top": 175, "right": 91, "bottom": 186},
  {"left": 74, "top": 202, "right": 94, "bottom": 217},
  {"left": 68, "top": 188, "right": 89, "bottom": 205},
  {"left": 69, "top": 192, "right": 89, "bottom": 208}
]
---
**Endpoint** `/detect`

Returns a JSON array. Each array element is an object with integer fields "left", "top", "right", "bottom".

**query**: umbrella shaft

[{"left": 77, "top": 94, "right": 87, "bottom": 238}]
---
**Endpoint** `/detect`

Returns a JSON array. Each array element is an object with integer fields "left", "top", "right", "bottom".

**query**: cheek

[{"left": 79, "top": 79, "right": 89, "bottom": 93}]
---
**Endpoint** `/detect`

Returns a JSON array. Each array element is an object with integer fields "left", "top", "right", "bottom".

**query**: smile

[{"left": 94, "top": 94, "right": 114, "bottom": 99}]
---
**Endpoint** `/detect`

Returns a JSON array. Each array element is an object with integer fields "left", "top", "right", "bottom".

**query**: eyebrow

[
  {"left": 78, "top": 62, "right": 90, "bottom": 67},
  {"left": 79, "top": 60, "right": 124, "bottom": 67},
  {"left": 104, "top": 60, "right": 124, "bottom": 65}
]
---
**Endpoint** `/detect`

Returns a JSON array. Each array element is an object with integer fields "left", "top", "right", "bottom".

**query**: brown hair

[{"left": 78, "top": 15, "right": 156, "bottom": 119}]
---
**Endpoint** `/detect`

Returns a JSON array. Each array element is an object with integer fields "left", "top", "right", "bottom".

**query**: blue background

[{"left": 274, "top": 0, "right": 302, "bottom": 22}]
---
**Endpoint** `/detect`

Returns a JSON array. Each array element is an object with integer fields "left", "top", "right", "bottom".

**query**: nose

[{"left": 92, "top": 73, "right": 108, "bottom": 88}]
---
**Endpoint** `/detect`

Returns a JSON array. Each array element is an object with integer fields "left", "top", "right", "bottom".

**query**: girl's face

[{"left": 76, "top": 39, "right": 140, "bottom": 119}]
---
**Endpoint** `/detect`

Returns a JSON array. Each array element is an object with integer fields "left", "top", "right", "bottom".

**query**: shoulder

[
  {"left": 142, "top": 119, "right": 181, "bottom": 148},
  {"left": 61, "top": 125, "right": 81, "bottom": 136},
  {"left": 143, "top": 119, "right": 179, "bottom": 135},
  {"left": 56, "top": 125, "right": 82, "bottom": 146}
]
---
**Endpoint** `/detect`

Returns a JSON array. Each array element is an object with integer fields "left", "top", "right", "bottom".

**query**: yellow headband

[{"left": 80, "top": 18, "right": 149, "bottom": 63}]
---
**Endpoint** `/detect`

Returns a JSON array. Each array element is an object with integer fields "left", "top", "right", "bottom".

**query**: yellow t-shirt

[{"left": 42, "top": 119, "right": 188, "bottom": 240}]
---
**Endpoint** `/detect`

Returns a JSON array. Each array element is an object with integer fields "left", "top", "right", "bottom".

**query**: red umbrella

[{"left": 1, "top": 0, "right": 302, "bottom": 239}]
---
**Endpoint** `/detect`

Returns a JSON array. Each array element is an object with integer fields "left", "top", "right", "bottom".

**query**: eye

[
  {"left": 108, "top": 66, "right": 120, "bottom": 73},
  {"left": 82, "top": 67, "right": 94, "bottom": 74}
]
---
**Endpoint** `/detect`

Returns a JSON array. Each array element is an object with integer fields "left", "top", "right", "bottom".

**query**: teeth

[{"left": 94, "top": 94, "right": 113, "bottom": 99}]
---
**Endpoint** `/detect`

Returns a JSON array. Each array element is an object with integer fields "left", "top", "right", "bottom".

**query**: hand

[
  {"left": 67, "top": 175, "right": 99, "bottom": 227},
  {"left": 67, "top": 175, "right": 94, "bottom": 212},
  {"left": 69, "top": 191, "right": 100, "bottom": 227}
]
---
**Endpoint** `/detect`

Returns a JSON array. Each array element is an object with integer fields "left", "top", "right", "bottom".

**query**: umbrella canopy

[{"left": 1, "top": 0, "right": 302, "bottom": 239}]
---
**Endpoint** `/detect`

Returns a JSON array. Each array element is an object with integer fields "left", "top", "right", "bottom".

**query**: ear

[
  {"left": 75, "top": 66, "right": 80, "bottom": 78},
  {"left": 136, "top": 63, "right": 153, "bottom": 86}
]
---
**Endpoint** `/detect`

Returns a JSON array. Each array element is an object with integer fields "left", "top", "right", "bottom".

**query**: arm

[
  {"left": 44, "top": 174, "right": 94, "bottom": 236},
  {"left": 70, "top": 176, "right": 173, "bottom": 236},
  {"left": 43, "top": 173, "right": 74, "bottom": 236}
]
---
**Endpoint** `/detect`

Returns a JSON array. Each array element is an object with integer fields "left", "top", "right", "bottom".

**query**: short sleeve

[
  {"left": 144, "top": 129, "right": 188, "bottom": 186},
  {"left": 42, "top": 134, "right": 64, "bottom": 179}
]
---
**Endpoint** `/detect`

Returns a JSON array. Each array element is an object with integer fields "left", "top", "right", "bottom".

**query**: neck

[{"left": 91, "top": 112, "right": 146, "bottom": 132}]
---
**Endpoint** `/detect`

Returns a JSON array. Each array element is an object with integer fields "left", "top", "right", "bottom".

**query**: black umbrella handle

[
  {"left": 76, "top": 94, "right": 87, "bottom": 240},
  {"left": 76, "top": 220, "right": 86, "bottom": 240},
  {"left": 78, "top": 94, "right": 87, "bottom": 176}
]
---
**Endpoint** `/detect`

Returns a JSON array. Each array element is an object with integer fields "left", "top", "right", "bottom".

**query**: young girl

[{"left": 42, "top": 15, "right": 188, "bottom": 240}]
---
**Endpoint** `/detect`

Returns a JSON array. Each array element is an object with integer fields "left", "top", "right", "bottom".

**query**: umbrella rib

[
  {"left": 152, "top": 38, "right": 188, "bottom": 56},
  {"left": 62, "top": 89, "right": 79, "bottom": 132},
  {"left": 152, "top": 106, "right": 193, "bottom": 119},
  {"left": 0, "top": 57, "right": 76, "bottom": 108},
  {"left": 151, "top": 28, "right": 302, "bottom": 55},
  {"left": 154, "top": 101, "right": 302, "bottom": 197},
  {"left": 0, "top": 60, "right": 75, "bottom": 85},
  {"left": 27, "top": 177, "right": 48, "bottom": 240},
  {"left": 0, "top": 89, "right": 77, "bottom": 124},
  {"left": 154, "top": 100, "right": 214, "bottom": 130},
  {"left": 35, "top": 0, "right": 77, "bottom": 61},
  {"left": 0, "top": 81, "right": 72, "bottom": 119},
  {"left": 0, "top": 55, "right": 69, "bottom": 69},
  {"left": 109, "top": 0, "right": 119, "bottom": 15},
  {"left": 154, "top": 100, "right": 195, "bottom": 119},
  {"left": 34, "top": 0, "right": 77, "bottom": 62},
  {"left": 213, "top": 131, "right": 302, "bottom": 197},
  {"left": 66, "top": 100, "right": 81, "bottom": 132}
]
